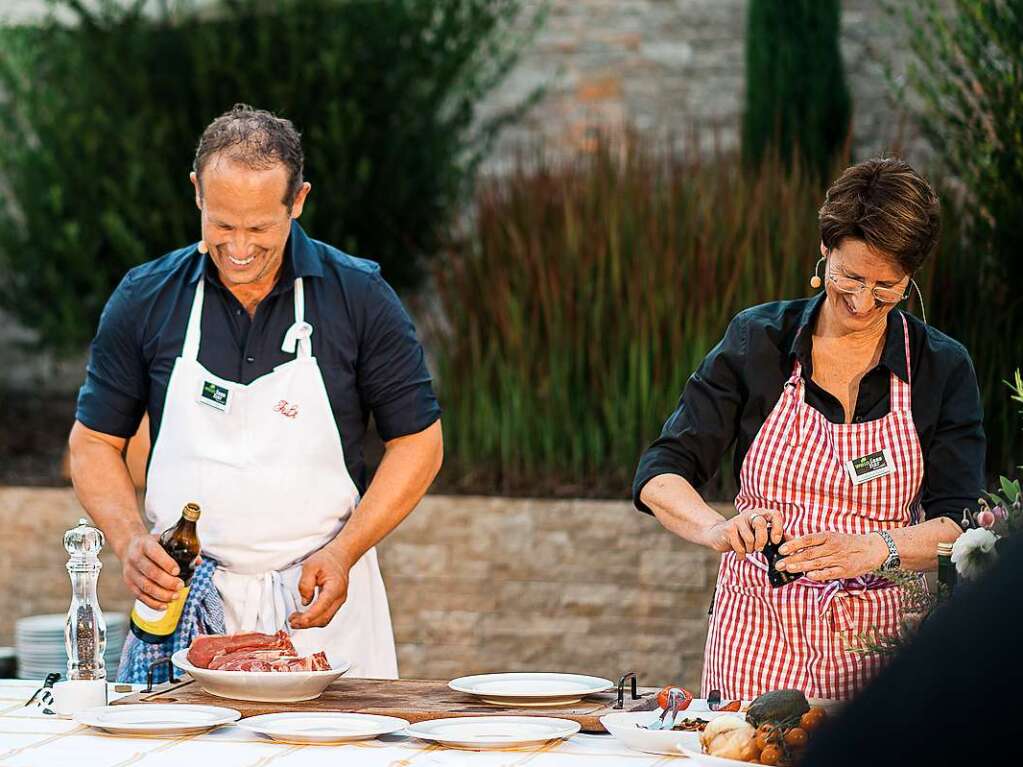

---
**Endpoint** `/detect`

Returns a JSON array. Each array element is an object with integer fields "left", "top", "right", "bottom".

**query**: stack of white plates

[{"left": 15, "top": 613, "right": 127, "bottom": 680}]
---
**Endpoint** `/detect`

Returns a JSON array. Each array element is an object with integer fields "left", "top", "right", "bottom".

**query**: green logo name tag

[
  {"left": 845, "top": 448, "right": 894, "bottom": 485},
  {"left": 198, "top": 380, "right": 231, "bottom": 412}
]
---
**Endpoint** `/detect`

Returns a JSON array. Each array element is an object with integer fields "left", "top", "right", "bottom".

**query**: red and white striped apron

[{"left": 702, "top": 313, "right": 924, "bottom": 700}]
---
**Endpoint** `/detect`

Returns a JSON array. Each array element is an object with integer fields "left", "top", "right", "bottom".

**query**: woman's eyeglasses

[{"left": 827, "top": 269, "right": 908, "bottom": 305}]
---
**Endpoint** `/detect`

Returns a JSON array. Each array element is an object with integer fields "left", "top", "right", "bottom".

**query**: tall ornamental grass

[
  {"left": 898, "top": 0, "right": 1023, "bottom": 479},
  {"left": 432, "top": 136, "right": 1010, "bottom": 498},
  {"left": 432, "top": 138, "right": 830, "bottom": 497}
]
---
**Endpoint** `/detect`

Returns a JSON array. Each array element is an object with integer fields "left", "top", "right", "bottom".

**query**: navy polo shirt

[{"left": 76, "top": 221, "right": 441, "bottom": 493}]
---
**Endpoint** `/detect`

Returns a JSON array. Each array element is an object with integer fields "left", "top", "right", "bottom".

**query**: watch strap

[{"left": 875, "top": 529, "right": 900, "bottom": 570}]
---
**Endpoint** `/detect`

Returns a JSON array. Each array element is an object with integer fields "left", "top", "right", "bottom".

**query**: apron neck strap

[
  {"left": 281, "top": 278, "right": 312, "bottom": 358},
  {"left": 889, "top": 312, "right": 913, "bottom": 412},
  {"left": 184, "top": 277, "right": 312, "bottom": 362},
  {"left": 899, "top": 312, "right": 912, "bottom": 386},
  {"left": 182, "top": 278, "right": 205, "bottom": 363}
]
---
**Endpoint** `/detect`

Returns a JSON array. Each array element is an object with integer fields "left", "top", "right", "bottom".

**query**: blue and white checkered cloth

[{"left": 117, "top": 558, "right": 226, "bottom": 684}]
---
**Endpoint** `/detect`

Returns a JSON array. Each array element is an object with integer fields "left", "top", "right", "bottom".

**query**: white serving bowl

[
  {"left": 171, "top": 649, "right": 349, "bottom": 702},
  {"left": 600, "top": 710, "right": 738, "bottom": 756}
]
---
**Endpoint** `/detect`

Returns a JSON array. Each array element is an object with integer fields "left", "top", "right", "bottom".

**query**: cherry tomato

[
  {"left": 799, "top": 707, "right": 827, "bottom": 731},
  {"left": 784, "top": 727, "right": 809, "bottom": 748},
  {"left": 656, "top": 685, "right": 694, "bottom": 711},
  {"left": 755, "top": 723, "right": 781, "bottom": 751},
  {"left": 759, "top": 744, "right": 783, "bottom": 765}
]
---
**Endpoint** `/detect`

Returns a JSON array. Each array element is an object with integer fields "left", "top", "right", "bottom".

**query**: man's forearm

[
  {"left": 325, "top": 419, "right": 443, "bottom": 569},
  {"left": 68, "top": 420, "right": 146, "bottom": 560}
]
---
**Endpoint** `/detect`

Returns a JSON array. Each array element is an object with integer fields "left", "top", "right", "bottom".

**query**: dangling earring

[
  {"left": 197, "top": 239, "right": 208, "bottom": 254},
  {"left": 809, "top": 256, "right": 825, "bottom": 289}
]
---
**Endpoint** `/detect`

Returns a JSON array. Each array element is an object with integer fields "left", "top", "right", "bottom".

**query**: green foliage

[
  {"left": 742, "top": 0, "right": 851, "bottom": 178},
  {"left": 0, "top": 0, "right": 541, "bottom": 355},
  {"left": 844, "top": 568, "right": 935, "bottom": 657},
  {"left": 898, "top": 0, "right": 1023, "bottom": 477},
  {"left": 431, "top": 138, "right": 828, "bottom": 497}
]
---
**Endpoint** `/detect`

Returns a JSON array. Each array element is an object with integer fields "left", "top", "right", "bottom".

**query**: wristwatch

[{"left": 874, "top": 530, "right": 901, "bottom": 571}]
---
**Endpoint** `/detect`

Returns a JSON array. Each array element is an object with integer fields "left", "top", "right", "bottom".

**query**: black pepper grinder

[{"left": 761, "top": 522, "right": 804, "bottom": 587}]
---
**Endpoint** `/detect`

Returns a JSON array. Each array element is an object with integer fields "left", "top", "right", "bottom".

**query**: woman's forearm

[
  {"left": 888, "top": 516, "right": 962, "bottom": 572},
  {"left": 639, "top": 473, "right": 727, "bottom": 548}
]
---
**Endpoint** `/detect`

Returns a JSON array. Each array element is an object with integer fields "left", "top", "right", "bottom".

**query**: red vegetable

[
  {"left": 656, "top": 685, "right": 694, "bottom": 711},
  {"left": 718, "top": 699, "right": 741, "bottom": 712}
]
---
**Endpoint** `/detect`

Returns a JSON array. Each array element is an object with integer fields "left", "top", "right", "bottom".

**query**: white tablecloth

[{"left": 0, "top": 679, "right": 684, "bottom": 765}]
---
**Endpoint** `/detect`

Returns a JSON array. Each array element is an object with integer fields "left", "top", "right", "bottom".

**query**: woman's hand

[
  {"left": 776, "top": 532, "right": 888, "bottom": 581},
  {"left": 702, "top": 508, "right": 785, "bottom": 559}
]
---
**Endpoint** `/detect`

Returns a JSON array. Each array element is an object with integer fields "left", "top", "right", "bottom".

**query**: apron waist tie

[
  {"left": 747, "top": 554, "right": 891, "bottom": 617},
  {"left": 216, "top": 565, "right": 304, "bottom": 636}
]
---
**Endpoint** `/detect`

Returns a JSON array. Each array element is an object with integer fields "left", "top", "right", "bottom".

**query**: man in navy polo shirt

[{"left": 68, "top": 104, "right": 443, "bottom": 679}]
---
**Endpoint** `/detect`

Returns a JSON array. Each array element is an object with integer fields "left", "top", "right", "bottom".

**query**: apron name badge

[
  {"left": 845, "top": 448, "right": 895, "bottom": 485},
  {"left": 198, "top": 380, "right": 231, "bottom": 412}
]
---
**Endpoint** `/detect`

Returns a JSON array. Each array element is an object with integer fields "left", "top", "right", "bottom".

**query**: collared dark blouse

[
  {"left": 633, "top": 294, "right": 985, "bottom": 522},
  {"left": 76, "top": 222, "right": 441, "bottom": 494}
]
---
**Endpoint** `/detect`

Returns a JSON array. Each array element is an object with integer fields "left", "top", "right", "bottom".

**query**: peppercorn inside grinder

[{"left": 54, "top": 519, "right": 109, "bottom": 714}]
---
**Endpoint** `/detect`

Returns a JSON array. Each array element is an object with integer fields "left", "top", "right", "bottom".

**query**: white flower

[{"left": 951, "top": 528, "right": 999, "bottom": 581}]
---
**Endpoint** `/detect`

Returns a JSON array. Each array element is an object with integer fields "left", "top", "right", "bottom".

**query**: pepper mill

[{"left": 63, "top": 518, "right": 108, "bottom": 681}]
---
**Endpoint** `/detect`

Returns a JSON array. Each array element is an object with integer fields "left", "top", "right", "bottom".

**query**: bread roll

[{"left": 699, "top": 714, "right": 757, "bottom": 761}]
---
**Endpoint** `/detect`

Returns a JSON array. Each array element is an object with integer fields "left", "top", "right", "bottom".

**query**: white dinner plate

[
  {"left": 448, "top": 673, "right": 614, "bottom": 706},
  {"left": 171, "top": 649, "right": 350, "bottom": 703},
  {"left": 237, "top": 712, "right": 410, "bottom": 744},
  {"left": 599, "top": 711, "right": 738, "bottom": 756},
  {"left": 405, "top": 716, "right": 581, "bottom": 749},
  {"left": 75, "top": 704, "right": 240, "bottom": 735}
]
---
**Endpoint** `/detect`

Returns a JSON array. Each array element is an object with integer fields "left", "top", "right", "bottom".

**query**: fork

[{"left": 639, "top": 687, "right": 684, "bottom": 730}]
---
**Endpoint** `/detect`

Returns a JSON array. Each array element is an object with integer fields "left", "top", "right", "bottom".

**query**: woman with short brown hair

[{"left": 634, "top": 157, "right": 983, "bottom": 700}]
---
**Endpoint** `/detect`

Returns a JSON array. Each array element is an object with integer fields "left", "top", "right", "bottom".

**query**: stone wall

[
  {"left": 478, "top": 0, "right": 923, "bottom": 171},
  {"left": 0, "top": 487, "right": 726, "bottom": 690}
]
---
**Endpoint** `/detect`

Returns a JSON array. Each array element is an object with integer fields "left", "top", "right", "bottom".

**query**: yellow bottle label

[{"left": 130, "top": 586, "right": 190, "bottom": 637}]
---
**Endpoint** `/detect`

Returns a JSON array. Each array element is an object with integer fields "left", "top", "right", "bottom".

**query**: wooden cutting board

[{"left": 113, "top": 676, "right": 660, "bottom": 733}]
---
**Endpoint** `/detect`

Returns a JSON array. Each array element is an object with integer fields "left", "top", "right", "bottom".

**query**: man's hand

[
  {"left": 124, "top": 533, "right": 185, "bottom": 610},
  {"left": 776, "top": 531, "right": 889, "bottom": 581},
  {"left": 289, "top": 548, "right": 351, "bottom": 630},
  {"left": 702, "top": 508, "right": 785, "bottom": 559}
]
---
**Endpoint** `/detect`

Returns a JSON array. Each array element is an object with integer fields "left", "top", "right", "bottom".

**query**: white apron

[{"left": 145, "top": 274, "right": 398, "bottom": 678}]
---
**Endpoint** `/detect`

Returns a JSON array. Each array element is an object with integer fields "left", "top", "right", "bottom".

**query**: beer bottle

[
  {"left": 936, "top": 541, "right": 956, "bottom": 601},
  {"left": 129, "top": 503, "right": 201, "bottom": 643}
]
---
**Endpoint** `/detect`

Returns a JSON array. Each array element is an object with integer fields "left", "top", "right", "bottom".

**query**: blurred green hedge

[{"left": 0, "top": 0, "right": 540, "bottom": 354}]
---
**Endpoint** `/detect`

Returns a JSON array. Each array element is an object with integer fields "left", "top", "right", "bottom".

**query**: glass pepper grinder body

[{"left": 64, "top": 518, "right": 108, "bottom": 681}]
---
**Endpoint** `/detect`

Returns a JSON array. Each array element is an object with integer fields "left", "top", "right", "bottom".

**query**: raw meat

[
  {"left": 187, "top": 630, "right": 295, "bottom": 668},
  {"left": 187, "top": 631, "right": 331, "bottom": 672},
  {"left": 207, "top": 648, "right": 295, "bottom": 670}
]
